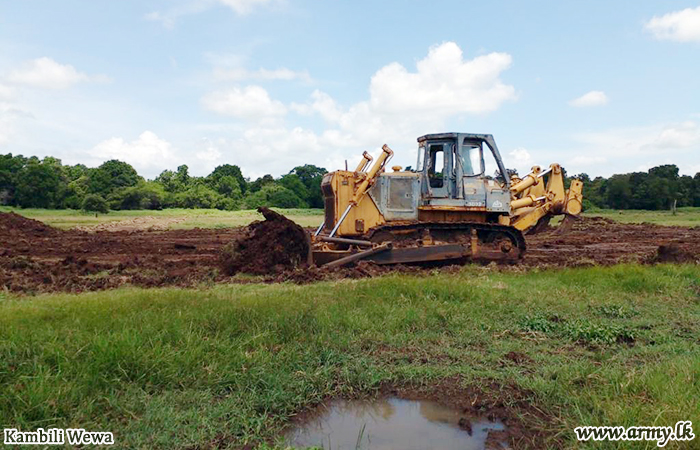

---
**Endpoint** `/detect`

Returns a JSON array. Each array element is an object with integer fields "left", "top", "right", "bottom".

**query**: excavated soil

[
  {"left": 0, "top": 212, "right": 698, "bottom": 293},
  {"left": 220, "top": 207, "right": 310, "bottom": 276},
  {"left": 524, "top": 216, "right": 700, "bottom": 267}
]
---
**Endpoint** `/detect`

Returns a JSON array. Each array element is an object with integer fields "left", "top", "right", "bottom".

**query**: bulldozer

[{"left": 309, "top": 133, "right": 583, "bottom": 268}]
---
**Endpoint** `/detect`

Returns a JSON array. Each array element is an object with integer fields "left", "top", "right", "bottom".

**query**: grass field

[
  {"left": 1, "top": 207, "right": 699, "bottom": 448},
  {"left": 3, "top": 206, "right": 700, "bottom": 230},
  {"left": 0, "top": 206, "right": 324, "bottom": 229},
  {"left": 1, "top": 264, "right": 699, "bottom": 449},
  {"left": 586, "top": 207, "right": 700, "bottom": 228}
]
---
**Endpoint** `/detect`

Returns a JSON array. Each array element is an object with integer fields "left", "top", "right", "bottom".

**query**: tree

[
  {"left": 14, "top": 160, "right": 65, "bottom": 208},
  {"left": 175, "top": 184, "right": 234, "bottom": 210},
  {"left": 0, "top": 154, "right": 27, "bottom": 205},
  {"left": 82, "top": 194, "right": 109, "bottom": 213},
  {"left": 244, "top": 184, "right": 306, "bottom": 209},
  {"left": 605, "top": 174, "right": 632, "bottom": 210},
  {"left": 288, "top": 164, "right": 327, "bottom": 208},
  {"left": 108, "top": 182, "right": 166, "bottom": 210},
  {"left": 248, "top": 174, "right": 275, "bottom": 193},
  {"left": 207, "top": 164, "right": 246, "bottom": 194},
  {"left": 88, "top": 160, "right": 141, "bottom": 197},
  {"left": 693, "top": 173, "right": 700, "bottom": 207},
  {"left": 279, "top": 174, "right": 309, "bottom": 203},
  {"left": 64, "top": 175, "right": 91, "bottom": 209},
  {"left": 214, "top": 175, "right": 243, "bottom": 200}
]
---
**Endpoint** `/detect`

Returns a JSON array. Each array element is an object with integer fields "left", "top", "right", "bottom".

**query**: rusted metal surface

[
  {"left": 317, "top": 236, "right": 373, "bottom": 247},
  {"left": 322, "top": 243, "right": 392, "bottom": 269}
]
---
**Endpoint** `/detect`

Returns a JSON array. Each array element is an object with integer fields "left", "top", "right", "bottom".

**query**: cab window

[
  {"left": 460, "top": 142, "right": 483, "bottom": 176},
  {"left": 427, "top": 144, "right": 445, "bottom": 188}
]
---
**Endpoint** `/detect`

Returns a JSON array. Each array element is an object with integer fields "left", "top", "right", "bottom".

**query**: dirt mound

[
  {"left": 0, "top": 212, "right": 59, "bottom": 236},
  {"left": 75, "top": 216, "right": 186, "bottom": 232},
  {"left": 523, "top": 215, "right": 700, "bottom": 267},
  {"left": 220, "top": 207, "right": 311, "bottom": 276},
  {"left": 648, "top": 243, "right": 699, "bottom": 264},
  {"left": 2, "top": 210, "right": 700, "bottom": 294}
]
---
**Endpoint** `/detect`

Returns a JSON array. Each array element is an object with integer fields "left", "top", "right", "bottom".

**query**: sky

[{"left": 0, "top": 1, "right": 699, "bottom": 180}]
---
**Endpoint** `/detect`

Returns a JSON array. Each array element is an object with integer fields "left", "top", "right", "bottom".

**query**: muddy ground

[
  {"left": 1, "top": 212, "right": 698, "bottom": 293},
  {"left": 275, "top": 376, "right": 559, "bottom": 450}
]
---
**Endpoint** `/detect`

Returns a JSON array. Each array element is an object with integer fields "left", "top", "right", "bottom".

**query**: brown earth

[
  {"left": 219, "top": 207, "right": 311, "bottom": 276},
  {"left": 1, "top": 212, "right": 698, "bottom": 294}
]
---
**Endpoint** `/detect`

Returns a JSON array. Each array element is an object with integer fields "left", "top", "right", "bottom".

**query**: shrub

[
  {"left": 519, "top": 313, "right": 557, "bottom": 333},
  {"left": 244, "top": 184, "right": 307, "bottom": 209},
  {"left": 82, "top": 194, "right": 109, "bottom": 213},
  {"left": 173, "top": 184, "right": 237, "bottom": 210},
  {"left": 109, "top": 182, "right": 165, "bottom": 210},
  {"left": 563, "top": 319, "right": 635, "bottom": 345}
]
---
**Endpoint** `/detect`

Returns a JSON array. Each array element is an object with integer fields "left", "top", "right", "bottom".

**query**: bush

[
  {"left": 82, "top": 194, "right": 109, "bottom": 213},
  {"left": 109, "top": 182, "right": 165, "bottom": 210},
  {"left": 581, "top": 198, "right": 597, "bottom": 212},
  {"left": 244, "top": 184, "right": 307, "bottom": 209},
  {"left": 563, "top": 319, "right": 635, "bottom": 345},
  {"left": 174, "top": 184, "right": 237, "bottom": 210}
]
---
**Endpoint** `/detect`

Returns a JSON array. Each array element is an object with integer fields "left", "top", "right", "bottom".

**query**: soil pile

[
  {"left": 1, "top": 211, "right": 699, "bottom": 294},
  {"left": 0, "top": 212, "right": 59, "bottom": 237},
  {"left": 220, "top": 207, "right": 311, "bottom": 275},
  {"left": 648, "top": 243, "right": 699, "bottom": 264},
  {"left": 524, "top": 216, "right": 700, "bottom": 267}
]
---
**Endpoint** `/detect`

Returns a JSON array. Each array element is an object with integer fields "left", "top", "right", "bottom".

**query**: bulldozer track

[{"left": 367, "top": 221, "right": 526, "bottom": 261}]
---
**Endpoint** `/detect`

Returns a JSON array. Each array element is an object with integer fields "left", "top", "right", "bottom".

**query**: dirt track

[{"left": 1, "top": 212, "right": 698, "bottom": 293}]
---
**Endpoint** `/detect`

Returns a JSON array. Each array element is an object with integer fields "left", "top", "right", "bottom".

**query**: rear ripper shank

[{"left": 311, "top": 133, "right": 583, "bottom": 267}]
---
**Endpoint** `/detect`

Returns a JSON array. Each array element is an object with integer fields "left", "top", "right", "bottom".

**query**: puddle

[{"left": 285, "top": 397, "right": 506, "bottom": 449}]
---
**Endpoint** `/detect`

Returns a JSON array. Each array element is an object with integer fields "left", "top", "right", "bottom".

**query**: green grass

[
  {"left": 586, "top": 206, "right": 700, "bottom": 227},
  {"left": 3, "top": 205, "right": 700, "bottom": 230},
  {"left": 1, "top": 264, "right": 698, "bottom": 449},
  {"left": 0, "top": 206, "right": 323, "bottom": 229}
]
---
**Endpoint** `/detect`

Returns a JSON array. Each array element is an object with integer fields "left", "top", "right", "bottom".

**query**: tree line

[
  {"left": 570, "top": 164, "right": 700, "bottom": 210},
  {"left": 1, "top": 153, "right": 699, "bottom": 212},
  {"left": 0, "top": 154, "right": 326, "bottom": 213}
]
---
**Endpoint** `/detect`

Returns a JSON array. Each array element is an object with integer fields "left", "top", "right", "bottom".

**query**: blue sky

[{"left": 0, "top": 0, "right": 699, "bottom": 180}]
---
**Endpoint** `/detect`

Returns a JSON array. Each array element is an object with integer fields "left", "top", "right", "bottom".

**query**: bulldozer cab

[{"left": 417, "top": 133, "right": 511, "bottom": 212}]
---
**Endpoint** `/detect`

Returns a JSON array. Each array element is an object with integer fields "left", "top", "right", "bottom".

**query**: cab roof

[{"left": 417, "top": 132, "right": 494, "bottom": 143}]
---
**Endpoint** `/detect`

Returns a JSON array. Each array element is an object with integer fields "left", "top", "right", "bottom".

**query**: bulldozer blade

[
  {"left": 554, "top": 214, "right": 579, "bottom": 235},
  {"left": 313, "top": 242, "right": 522, "bottom": 267},
  {"left": 322, "top": 243, "right": 392, "bottom": 269},
  {"left": 526, "top": 216, "right": 551, "bottom": 235},
  {"left": 367, "top": 244, "right": 469, "bottom": 265}
]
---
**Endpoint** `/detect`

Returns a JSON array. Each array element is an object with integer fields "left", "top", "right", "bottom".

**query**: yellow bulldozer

[{"left": 310, "top": 133, "right": 583, "bottom": 267}]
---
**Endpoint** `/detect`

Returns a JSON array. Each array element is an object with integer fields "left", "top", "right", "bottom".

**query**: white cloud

[
  {"left": 197, "top": 42, "right": 517, "bottom": 177},
  {"left": 645, "top": 6, "right": 700, "bottom": 42},
  {"left": 213, "top": 67, "right": 311, "bottom": 83},
  {"left": 508, "top": 147, "right": 534, "bottom": 174},
  {"left": 569, "top": 155, "right": 607, "bottom": 166},
  {"left": 201, "top": 85, "right": 287, "bottom": 120},
  {"left": 0, "top": 102, "right": 34, "bottom": 147},
  {"left": 568, "top": 120, "right": 700, "bottom": 175},
  {"left": 290, "top": 42, "right": 516, "bottom": 148},
  {"left": 146, "top": 0, "right": 278, "bottom": 28},
  {"left": 91, "top": 131, "right": 174, "bottom": 174},
  {"left": 569, "top": 90, "right": 608, "bottom": 107},
  {"left": 647, "top": 120, "right": 700, "bottom": 149},
  {"left": 0, "top": 105, "right": 13, "bottom": 146},
  {"left": 6, "top": 57, "right": 106, "bottom": 90},
  {"left": 291, "top": 90, "right": 343, "bottom": 123},
  {"left": 369, "top": 42, "right": 515, "bottom": 115},
  {"left": 0, "top": 83, "right": 14, "bottom": 100},
  {"left": 216, "top": 0, "right": 276, "bottom": 15}
]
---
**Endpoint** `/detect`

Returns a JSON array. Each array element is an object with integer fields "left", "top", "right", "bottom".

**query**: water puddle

[{"left": 285, "top": 397, "right": 506, "bottom": 449}]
